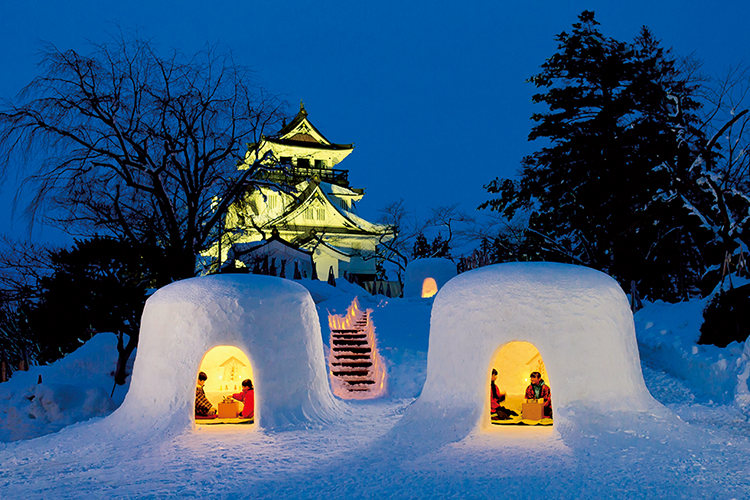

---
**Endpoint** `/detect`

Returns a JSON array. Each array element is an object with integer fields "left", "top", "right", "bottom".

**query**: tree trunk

[{"left": 113, "top": 331, "right": 138, "bottom": 387}]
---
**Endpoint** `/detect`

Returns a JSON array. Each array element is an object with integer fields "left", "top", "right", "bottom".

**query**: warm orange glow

[
  {"left": 327, "top": 297, "right": 387, "bottom": 400},
  {"left": 197, "top": 346, "right": 254, "bottom": 409},
  {"left": 487, "top": 341, "right": 550, "bottom": 425},
  {"left": 421, "top": 277, "right": 438, "bottom": 298}
]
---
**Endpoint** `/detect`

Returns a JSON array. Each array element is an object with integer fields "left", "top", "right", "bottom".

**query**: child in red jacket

[{"left": 232, "top": 378, "right": 254, "bottom": 419}]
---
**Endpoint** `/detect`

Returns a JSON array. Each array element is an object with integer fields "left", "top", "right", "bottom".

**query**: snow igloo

[
  {"left": 110, "top": 274, "right": 340, "bottom": 433},
  {"left": 403, "top": 258, "right": 457, "bottom": 298},
  {"left": 407, "top": 262, "right": 654, "bottom": 439}
]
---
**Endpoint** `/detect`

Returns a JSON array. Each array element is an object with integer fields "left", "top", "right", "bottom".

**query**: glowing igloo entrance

[
  {"left": 195, "top": 345, "right": 255, "bottom": 425},
  {"left": 421, "top": 277, "right": 438, "bottom": 298},
  {"left": 488, "top": 341, "right": 553, "bottom": 426}
]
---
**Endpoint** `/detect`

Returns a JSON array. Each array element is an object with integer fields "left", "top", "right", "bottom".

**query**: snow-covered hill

[{"left": 1, "top": 275, "right": 749, "bottom": 498}]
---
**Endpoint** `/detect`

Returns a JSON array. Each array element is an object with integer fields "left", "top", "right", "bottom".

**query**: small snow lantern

[
  {"left": 403, "top": 258, "right": 456, "bottom": 298},
  {"left": 421, "top": 277, "right": 438, "bottom": 298}
]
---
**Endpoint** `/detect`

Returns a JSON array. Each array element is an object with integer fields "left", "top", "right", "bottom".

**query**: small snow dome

[
  {"left": 403, "top": 258, "right": 457, "bottom": 298},
  {"left": 408, "top": 262, "right": 653, "bottom": 439},
  {"left": 111, "top": 274, "right": 341, "bottom": 433}
]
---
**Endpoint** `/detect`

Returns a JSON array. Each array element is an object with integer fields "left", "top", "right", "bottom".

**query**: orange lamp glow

[
  {"left": 421, "top": 277, "right": 438, "bottom": 298},
  {"left": 197, "top": 345, "right": 254, "bottom": 407}
]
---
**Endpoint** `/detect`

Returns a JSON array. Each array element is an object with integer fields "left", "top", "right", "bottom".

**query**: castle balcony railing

[{"left": 259, "top": 165, "right": 349, "bottom": 188}]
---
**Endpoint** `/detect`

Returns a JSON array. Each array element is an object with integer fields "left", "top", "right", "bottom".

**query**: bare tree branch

[{"left": 0, "top": 34, "right": 288, "bottom": 280}]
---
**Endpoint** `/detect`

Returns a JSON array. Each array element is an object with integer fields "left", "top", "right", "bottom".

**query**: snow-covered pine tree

[{"left": 481, "top": 10, "right": 706, "bottom": 300}]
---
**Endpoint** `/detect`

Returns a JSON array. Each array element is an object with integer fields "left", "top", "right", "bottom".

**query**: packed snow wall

[
  {"left": 110, "top": 274, "right": 342, "bottom": 433},
  {"left": 403, "top": 262, "right": 655, "bottom": 440},
  {"left": 403, "top": 258, "right": 457, "bottom": 298}
]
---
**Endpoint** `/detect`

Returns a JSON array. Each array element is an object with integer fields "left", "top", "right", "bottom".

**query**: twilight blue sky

[{"left": 1, "top": 1, "right": 748, "bottom": 246}]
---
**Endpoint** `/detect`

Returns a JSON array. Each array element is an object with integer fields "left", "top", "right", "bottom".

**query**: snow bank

[
  {"left": 736, "top": 341, "right": 750, "bottom": 415},
  {"left": 109, "top": 274, "right": 343, "bottom": 434},
  {"left": 634, "top": 298, "right": 745, "bottom": 405},
  {"left": 403, "top": 258, "right": 456, "bottom": 298},
  {"left": 402, "top": 262, "right": 656, "bottom": 441},
  {"left": 294, "top": 276, "right": 367, "bottom": 304},
  {"left": 0, "top": 333, "right": 127, "bottom": 442}
]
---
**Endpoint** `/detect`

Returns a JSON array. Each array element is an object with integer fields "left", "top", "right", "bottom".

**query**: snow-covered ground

[{"left": 2, "top": 274, "right": 750, "bottom": 499}]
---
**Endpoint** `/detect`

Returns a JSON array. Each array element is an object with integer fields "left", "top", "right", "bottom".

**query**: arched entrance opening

[
  {"left": 488, "top": 341, "right": 553, "bottom": 426},
  {"left": 421, "top": 277, "right": 438, "bottom": 298},
  {"left": 195, "top": 345, "right": 255, "bottom": 426}
]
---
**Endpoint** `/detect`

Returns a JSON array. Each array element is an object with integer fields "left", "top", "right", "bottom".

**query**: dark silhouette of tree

[
  {"left": 412, "top": 233, "right": 430, "bottom": 259},
  {"left": 26, "top": 236, "right": 169, "bottom": 385},
  {"left": 0, "top": 34, "right": 286, "bottom": 281},
  {"left": 481, "top": 11, "right": 707, "bottom": 300}
]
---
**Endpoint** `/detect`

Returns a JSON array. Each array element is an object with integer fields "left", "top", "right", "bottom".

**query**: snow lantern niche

[
  {"left": 327, "top": 297, "right": 387, "bottom": 399},
  {"left": 489, "top": 341, "right": 552, "bottom": 425},
  {"left": 195, "top": 345, "right": 255, "bottom": 424},
  {"left": 422, "top": 278, "right": 438, "bottom": 298},
  {"left": 403, "top": 258, "right": 457, "bottom": 298},
  {"left": 112, "top": 274, "right": 341, "bottom": 433},
  {"left": 406, "top": 262, "right": 654, "bottom": 441}
]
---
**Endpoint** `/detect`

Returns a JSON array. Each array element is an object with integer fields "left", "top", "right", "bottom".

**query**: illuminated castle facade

[{"left": 220, "top": 103, "right": 393, "bottom": 282}]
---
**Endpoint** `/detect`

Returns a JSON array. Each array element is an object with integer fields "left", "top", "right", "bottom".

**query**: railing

[{"left": 259, "top": 165, "right": 349, "bottom": 188}]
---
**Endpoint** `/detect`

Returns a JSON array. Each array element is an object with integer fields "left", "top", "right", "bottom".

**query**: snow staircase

[{"left": 328, "top": 297, "right": 386, "bottom": 399}]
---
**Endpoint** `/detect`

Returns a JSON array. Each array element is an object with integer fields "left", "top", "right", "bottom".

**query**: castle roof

[{"left": 269, "top": 102, "right": 354, "bottom": 152}]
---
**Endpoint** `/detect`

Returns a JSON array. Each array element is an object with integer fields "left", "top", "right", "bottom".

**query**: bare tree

[
  {"left": 368, "top": 199, "right": 418, "bottom": 284},
  {"left": 423, "top": 204, "right": 475, "bottom": 257},
  {"left": 0, "top": 236, "right": 57, "bottom": 302},
  {"left": 664, "top": 64, "right": 750, "bottom": 286},
  {"left": 0, "top": 34, "right": 287, "bottom": 280}
]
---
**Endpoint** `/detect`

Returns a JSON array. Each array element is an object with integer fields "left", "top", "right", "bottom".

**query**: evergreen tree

[
  {"left": 412, "top": 233, "right": 431, "bottom": 259},
  {"left": 481, "top": 11, "right": 706, "bottom": 300},
  {"left": 429, "top": 233, "right": 451, "bottom": 259},
  {"left": 26, "top": 236, "right": 169, "bottom": 384}
]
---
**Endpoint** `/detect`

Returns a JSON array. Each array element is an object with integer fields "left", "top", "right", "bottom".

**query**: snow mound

[
  {"left": 402, "top": 262, "right": 656, "bottom": 441},
  {"left": 735, "top": 339, "right": 750, "bottom": 415},
  {"left": 0, "top": 333, "right": 125, "bottom": 442},
  {"left": 635, "top": 298, "right": 745, "bottom": 405},
  {"left": 293, "top": 276, "right": 368, "bottom": 304},
  {"left": 403, "top": 258, "right": 456, "bottom": 298},
  {"left": 109, "top": 274, "right": 343, "bottom": 435}
]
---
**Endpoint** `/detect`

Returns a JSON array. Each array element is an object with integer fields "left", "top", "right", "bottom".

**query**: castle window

[
  {"left": 315, "top": 159, "right": 326, "bottom": 168},
  {"left": 305, "top": 208, "right": 315, "bottom": 220},
  {"left": 267, "top": 195, "right": 277, "bottom": 209},
  {"left": 317, "top": 208, "right": 326, "bottom": 220},
  {"left": 297, "top": 158, "right": 310, "bottom": 169},
  {"left": 280, "top": 157, "right": 292, "bottom": 165}
]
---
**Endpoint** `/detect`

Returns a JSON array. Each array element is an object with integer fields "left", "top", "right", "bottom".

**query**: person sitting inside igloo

[
  {"left": 524, "top": 371, "right": 552, "bottom": 418},
  {"left": 490, "top": 368, "right": 518, "bottom": 420},
  {"left": 195, "top": 371, "right": 217, "bottom": 417},
  {"left": 231, "top": 378, "right": 255, "bottom": 419}
]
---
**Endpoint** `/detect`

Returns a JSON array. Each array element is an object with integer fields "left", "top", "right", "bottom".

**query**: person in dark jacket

[
  {"left": 524, "top": 371, "right": 552, "bottom": 418},
  {"left": 195, "top": 371, "right": 216, "bottom": 416}
]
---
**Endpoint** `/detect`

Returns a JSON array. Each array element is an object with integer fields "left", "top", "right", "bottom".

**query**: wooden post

[
  {"left": 1, "top": 353, "right": 8, "bottom": 383},
  {"left": 21, "top": 346, "right": 30, "bottom": 371}
]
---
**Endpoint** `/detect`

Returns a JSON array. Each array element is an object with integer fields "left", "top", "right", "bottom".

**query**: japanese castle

[{"left": 219, "top": 103, "right": 393, "bottom": 283}]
